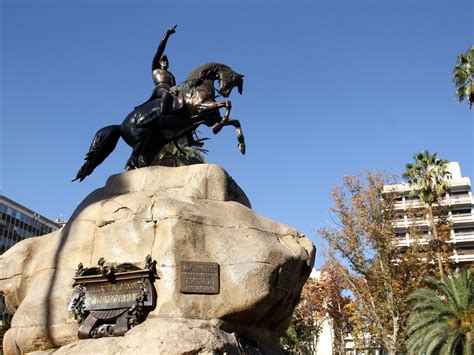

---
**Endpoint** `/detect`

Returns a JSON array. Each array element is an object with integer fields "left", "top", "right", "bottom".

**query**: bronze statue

[
  {"left": 73, "top": 60, "right": 245, "bottom": 181},
  {"left": 139, "top": 25, "right": 177, "bottom": 123},
  {"left": 138, "top": 25, "right": 202, "bottom": 148}
]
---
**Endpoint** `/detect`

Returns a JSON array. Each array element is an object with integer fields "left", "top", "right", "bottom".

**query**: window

[
  {"left": 395, "top": 213, "right": 405, "bottom": 221},
  {"left": 456, "top": 246, "right": 474, "bottom": 255},
  {"left": 454, "top": 227, "right": 474, "bottom": 236},
  {"left": 452, "top": 208, "right": 471, "bottom": 215},
  {"left": 450, "top": 190, "right": 469, "bottom": 199}
]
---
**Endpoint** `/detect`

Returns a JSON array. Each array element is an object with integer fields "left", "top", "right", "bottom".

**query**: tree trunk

[{"left": 428, "top": 204, "right": 444, "bottom": 278}]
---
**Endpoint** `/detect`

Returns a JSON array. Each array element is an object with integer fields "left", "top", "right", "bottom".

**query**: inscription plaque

[
  {"left": 180, "top": 261, "right": 219, "bottom": 294},
  {"left": 277, "top": 267, "right": 294, "bottom": 294},
  {"left": 69, "top": 256, "right": 158, "bottom": 339}
]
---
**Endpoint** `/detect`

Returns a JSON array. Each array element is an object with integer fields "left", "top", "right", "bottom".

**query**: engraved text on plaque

[{"left": 180, "top": 261, "right": 219, "bottom": 294}]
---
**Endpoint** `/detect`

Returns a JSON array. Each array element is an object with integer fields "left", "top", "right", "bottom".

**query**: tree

[
  {"left": 280, "top": 261, "right": 352, "bottom": 354},
  {"left": 320, "top": 172, "right": 438, "bottom": 354},
  {"left": 280, "top": 276, "right": 324, "bottom": 354},
  {"left": 453, "top": 45, "right": 474, "bottom": 109},
  {"left": 406, "top": 269, "right": 473, "bottom": 354},
  {"left": 152, "top": 136, "right": 207, "bottom": 167},
  {"left": 316, "top": 260, "right": 353, "bottom": 355},
  {"left": 403, "top": 150, "right": 451, "bottom": 277}
]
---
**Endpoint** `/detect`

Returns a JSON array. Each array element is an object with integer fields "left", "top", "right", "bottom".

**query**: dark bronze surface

[
  {"left": 69, "top": 256, "right": 158, "bottom": 338},
  {"left": 180, "top": 261, "right": 219, "bottom": 294},
  {"left": 73, "top": 26, "right": 245, "bottom": 182}
]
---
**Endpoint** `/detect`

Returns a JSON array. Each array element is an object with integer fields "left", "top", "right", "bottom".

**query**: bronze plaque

[
  {"left": 180, "top": 261, "right": 219, "bottom": 294},
  {"left": 85, "top": 278, "right": 153, "bottom": 310},
  {"left": 69, "top": 256, "right": 158, "bottom": 339}
]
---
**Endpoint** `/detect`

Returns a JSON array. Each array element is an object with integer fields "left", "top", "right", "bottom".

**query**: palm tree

[
  {"left": 406, "top": 269, "right": 473, "bottom": 354},
  {"left": 453, "top": 45, "right": 474, "bottom": 109},
  {"left": 403, "top": 150, "right": 451, "bottom": 277}
]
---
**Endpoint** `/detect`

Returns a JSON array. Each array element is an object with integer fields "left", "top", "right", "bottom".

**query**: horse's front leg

[
  {"left": 212, "top": 117, "right": 246, "bottom": 155},
  {"left": 197, "top": 100, "right": 232, "bottom": 121}
]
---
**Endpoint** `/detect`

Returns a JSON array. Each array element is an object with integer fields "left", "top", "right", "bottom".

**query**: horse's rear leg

[
  {"left": 125, "top": 130, "right": 151, "bottom": 170},
  {"left": 142, "top": 141, "right": 166, "bottom": 166}
]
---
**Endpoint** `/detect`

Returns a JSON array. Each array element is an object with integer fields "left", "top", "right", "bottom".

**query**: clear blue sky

[{"left": 1, "top": 0, "right": 472, "bottom": 268}]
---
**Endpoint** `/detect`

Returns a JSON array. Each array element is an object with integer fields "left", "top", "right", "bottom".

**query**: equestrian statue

[{"left": 73, "top": 25, "right": 245, "bottom": 182}]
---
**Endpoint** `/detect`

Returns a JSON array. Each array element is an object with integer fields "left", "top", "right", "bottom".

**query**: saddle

[{"left": 135, "top": 89, "right": 184, "bottom": 128}]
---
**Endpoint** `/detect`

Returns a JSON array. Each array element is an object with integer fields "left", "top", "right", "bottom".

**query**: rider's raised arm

[{"left": 151, "top": 25, "right": 177, "bottom": 71}]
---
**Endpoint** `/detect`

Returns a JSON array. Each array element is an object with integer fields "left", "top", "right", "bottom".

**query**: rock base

[
  {"left": 25, "top": 318, "right": 282, "bottom": 355},
  {"left": 0, "top": 165, "right": 315, "bottom": 354}
]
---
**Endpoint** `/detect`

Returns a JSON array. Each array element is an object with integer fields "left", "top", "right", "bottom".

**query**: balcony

[
  {"left": 453, "top": 230, "right": 474, "bottom": 243},
  {"left": 394, "top": 200, "right": 423, "bottom": 210},
  {"left": 393, "top": 218, "right": 428, "bottom": 229},
  {"left": 392, "top": 213, "right": 473, "bottom": 230},
  {"left": 393, "top": 195, "right": 472, "bottom": 210},
  {"left": 394, "top": 236, "right": 430, "bottom": 247},
  {"left": 447, "top": 195, "right": 473, "bottom": 206},
  {"left": 394, "top": 231, "right": 474, "bottom": 246},
  {"left": 451, "top": 251, "right": 474, "bottom": 263},
  {"left": 451, "top": 213, "right": 474, "bottom": 224}
]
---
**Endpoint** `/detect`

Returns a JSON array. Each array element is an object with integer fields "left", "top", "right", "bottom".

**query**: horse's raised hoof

[
  {"left": 238, "top": 143, "right": 246, "bottom": 155},
  {"left": 212, "top": 124, "right": 222, "bottom": 135}
]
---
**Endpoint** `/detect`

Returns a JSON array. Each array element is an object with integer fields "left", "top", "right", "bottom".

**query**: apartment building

[
  {"left": 384, "top": 162, "right": 474, "bottom": 266},
  {"left": 0, "top": 195, "right": 61, "bottom": 328}
]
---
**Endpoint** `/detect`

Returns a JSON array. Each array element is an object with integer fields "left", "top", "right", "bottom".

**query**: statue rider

[
  {"left": 150, "top": 25, "right": 177, "bottom": 117},
  {"left": 138, "top": 25, "right": 203, "bottom": 148}
]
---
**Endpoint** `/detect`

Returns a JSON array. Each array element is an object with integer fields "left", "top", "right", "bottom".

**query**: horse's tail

[{"left": 73, "top": 125, "right": 121, "bottom": 182}]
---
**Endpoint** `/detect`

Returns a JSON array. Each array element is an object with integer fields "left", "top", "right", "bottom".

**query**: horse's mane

[
  {"left": 180, "top": 63, "right": 235, "bottom": 89},
  {"left": 185, "top": 62, "right": 232, "bottom": 81}
]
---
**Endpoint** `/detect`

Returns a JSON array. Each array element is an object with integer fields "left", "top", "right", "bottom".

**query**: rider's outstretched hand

[{"left": 167, "top": 25, "right": 177, "bottom": 35}]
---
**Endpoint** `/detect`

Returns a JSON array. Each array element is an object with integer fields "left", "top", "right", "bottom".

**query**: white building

[
  {"left": 0, "top": 195, "right": 61, "bottom": 330},
  {"left": 310, "top": 270, "right": 335, "bottom": 354},
  {"left": 384, "top": 162, "right": 474, "bottom": 266}
]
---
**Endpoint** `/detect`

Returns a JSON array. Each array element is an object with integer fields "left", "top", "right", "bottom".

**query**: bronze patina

[
  {"left": 73, "top": 25, "right": 245, "bottom": 182},
  {"left": 69, "top": 256, "right": 158, "bottom": 338},
  {"left": 180, "top": 261, "right": 219, "bottom": 294}
]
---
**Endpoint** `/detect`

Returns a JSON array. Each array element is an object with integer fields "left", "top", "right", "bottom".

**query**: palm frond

[{"left": 407, "top": 270, "right": 472, "bottom": 354}]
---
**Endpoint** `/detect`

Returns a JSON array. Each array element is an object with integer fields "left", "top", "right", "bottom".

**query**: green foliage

[
  {"left": 152, "top": 136, "right": 207, "bottom": 167},
  {"left": 453, "top": 45, "right": 474, "bottom": 109},
  {"left": 280, "top": 322, "right": 314, "bottom": 355},
  {"left": 403, "top": 150, "right": 450, "bottom": 206},
  {"left": 0, "top": 320, "right": 10, "bottom": 355},
  {"left": 403, "top": 150, "right": 451, "bottom": 277},
  {"left": 406, "top": 269, "right": 474, "bottom": 354},
  {"left": 280, "top": 260, "right": 352, "bottom": 354}
]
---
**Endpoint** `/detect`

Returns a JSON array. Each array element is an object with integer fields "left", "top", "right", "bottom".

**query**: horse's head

[
  {"left": 217, "top": 68, "right": 244, "bottom": 98},
  {"left": 183, "top": 63, "right": 245, "bottom": 99}
]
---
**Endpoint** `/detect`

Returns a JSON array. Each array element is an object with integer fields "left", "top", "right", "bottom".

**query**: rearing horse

[{"left": 73, "top": 63, "right": 245, "bottom": 182}]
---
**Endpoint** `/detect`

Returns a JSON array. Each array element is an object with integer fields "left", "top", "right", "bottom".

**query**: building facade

[
  {"left": 384, "top": 162, "right": 474, "bottom": 266},
  {"left": 0, "top": 195, "right": 61, "bottom": 328}
]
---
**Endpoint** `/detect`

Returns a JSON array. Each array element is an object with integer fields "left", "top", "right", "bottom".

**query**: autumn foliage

[
  {"left": 281, "top": 260, "right": 351, "bottom": 354},
  {"left": 319, "top": 172, "right": 441, "bottom": 354}
]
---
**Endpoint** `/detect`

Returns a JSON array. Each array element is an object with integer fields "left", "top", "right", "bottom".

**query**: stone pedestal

[{"left": 0, "top": 164, "right": 315, "bottom": 354}]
